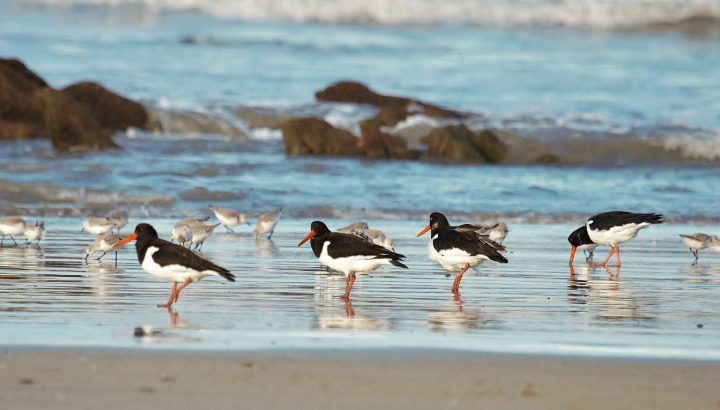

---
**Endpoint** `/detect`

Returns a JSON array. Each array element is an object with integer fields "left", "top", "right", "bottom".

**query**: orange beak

[
  {"left": 416, "top": 225, "right": 431, "bottom": 237},
  {"left": 569, "top": 245, "right": 577, "bottom": 265},
  {"left": 114, "top": 233, "right": 137, "bottom": 248},
  {"left": 298, "top": 230, "right": 316, "bottom": 247}
]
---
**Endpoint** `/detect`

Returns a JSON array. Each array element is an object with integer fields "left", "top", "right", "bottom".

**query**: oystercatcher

[
  {"left": 568, "top": 225, "right": 599, "bottom": 264},
  {"left": 679, "top": 233, "right": 712, "bottom": 265},
  {"left": 298, "top": 220, "right": 408, "bottom": 299},
  {"left": 417, "top": 212, "right": 508, "bottom": 293},
  {"left": 114, "top": 223, "right": 234, "bottom": 308},
  {"left": 209, "top": 205, "right": 249, "bottom": 233},
  {"left": 253, "top": 208, "right": 283, "bottom": 240},
  {"left": 584, "top": 211, "right": 664, "bottom": 267}
]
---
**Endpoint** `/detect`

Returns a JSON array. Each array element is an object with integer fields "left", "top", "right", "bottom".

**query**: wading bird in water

[
  {"left": 418, "top": 212, "right": 507, "bottom": 293},
  {"left": 115, "top": 223, "right": 234, "bottom": 308},
  {"left": 298, "top": 220, "right": 407, "bottom": 299}
]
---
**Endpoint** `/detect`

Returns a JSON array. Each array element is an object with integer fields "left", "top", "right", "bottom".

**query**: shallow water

[{"left": 1, "top": 217, "right": 719, "bottom": 359}]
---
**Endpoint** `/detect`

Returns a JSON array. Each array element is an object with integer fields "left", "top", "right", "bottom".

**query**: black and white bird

[
  {"left": 568, "top": 225, "right": 599, "bottom": 264},
  {"left": 298, "top": 220, "right": 408, "bottom": 299},
  {"left": 584, "top": 211, "right": 664, "bottom": 267},
  {"left": 114, "top": 223, "right": 234, "bottom": 308},
  {"left": 417, "top": 212, "right": 508, "bottom": 293},
  {"left": 679, "top": 233, "right": 712, "bottom": 265}
]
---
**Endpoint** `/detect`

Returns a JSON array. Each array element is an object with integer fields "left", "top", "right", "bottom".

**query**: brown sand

[{"left": 1, "top": 348, "right": 718, "bottom": 409}]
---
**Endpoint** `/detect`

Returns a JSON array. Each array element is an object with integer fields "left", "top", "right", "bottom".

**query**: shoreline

[{"left": 2, "top": 347, "right": 718, "bottom": 409}]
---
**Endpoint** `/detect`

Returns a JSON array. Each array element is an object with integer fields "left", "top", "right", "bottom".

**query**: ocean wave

[{"left": 16, "top": 0, "right": 720, "bottom": 29}]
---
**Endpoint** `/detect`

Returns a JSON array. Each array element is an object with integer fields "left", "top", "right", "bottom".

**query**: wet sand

[{"left": 1, "top": 348, "right": 719, "bottom": 409}]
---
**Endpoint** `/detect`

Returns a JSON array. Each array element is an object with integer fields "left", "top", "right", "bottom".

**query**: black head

[
  {"left": 568, "top": 225, "right": 593, "bottom": 246},
  {"left": 133, "top": 223, "right": 160, "bottom": 240}
]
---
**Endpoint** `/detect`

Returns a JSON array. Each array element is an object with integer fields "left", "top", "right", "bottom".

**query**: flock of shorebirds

[{"left": 1, "top": 208, "right": 718, "bottom": 308}]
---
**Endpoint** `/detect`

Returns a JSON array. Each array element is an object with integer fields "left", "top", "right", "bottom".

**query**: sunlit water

[
  {"left": 1, "top": 1, "right": 720, "bottom": 359},
  {"left": 1, "top": 217, "right": 719, "bottom": 359}
]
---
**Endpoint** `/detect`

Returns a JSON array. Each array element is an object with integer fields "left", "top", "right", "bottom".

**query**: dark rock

[
  {"left": 470, "top": 128, "right": 509, "bottom": 163},
  {"left": 0, "top": 58, "right": 145, "bottom": 150},
  {"left": 282, "top": 117, "right": 363, "bottom": 156},
  {"left": 0, "top": 59, "right": 47, "bottom": 139},
  {"left": 316, "top": 81, "right": 464, "bottom": 121},
  {"left": 426, "top": 125, "right": 487, "bottom": 163},
  {"left": 36, "top": 87, "right": 118, "bottom": 150},
  {"left": 359, "top": 120, "right": 415, "bottom": 160},
  {"left": 62, "top": 81, "right": 149, "bottom": 131},
  {"left": 374, "top": 105, "right": 409, "bottom": 127}
]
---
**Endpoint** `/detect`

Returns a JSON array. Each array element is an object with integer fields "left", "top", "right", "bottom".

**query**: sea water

[{"left": 0, "top": 0, "right": 719, "bottom": 358}]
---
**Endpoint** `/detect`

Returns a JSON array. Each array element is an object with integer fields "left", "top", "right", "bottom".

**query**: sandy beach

[{"left": 1, "top": 348, "right": 719, "bottom": 409}]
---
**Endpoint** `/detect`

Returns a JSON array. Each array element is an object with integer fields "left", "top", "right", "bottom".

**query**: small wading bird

[
  {"left": 24, "top": 220, "right": 45, "bottom": 245},
  {"left": 114, "top": 223, "right": 234, "bottom": 308},
  {"left": 417, "top": 212, "right": 508, "bottom": 293},
  {"left": 253, "top": 208, "right": 283, "bottom": 240},
  {"left": 679, "top": 233, "right": 713, "bottom": 265},
  {"left": 0, "top": 216, "right": 27, "bottom": 246},
  {"left": 298, "top": 220, "right": 407, "bottom": 299},
  {"left": 85, "top": 233, "right": 124, "bottom": 262},
  {"left": 209, "top": 205, "right": 250, "bottom": 233},
  {"left": 582, "top": 211, "right": 664, "bottom": 267}
]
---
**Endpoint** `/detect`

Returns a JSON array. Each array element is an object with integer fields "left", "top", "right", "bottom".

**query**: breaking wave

[{"left": 16, "top": 0, "right": 720, "bottom": 30}]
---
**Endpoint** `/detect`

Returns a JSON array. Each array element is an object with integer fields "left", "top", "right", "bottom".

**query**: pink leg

[
  {"left": 158, "top": 282, "right": 178, "bottom": 308},
  {"left": 341, "top": 274, "right": 356, "bottom": 300},
  {"left": 607, "top": 245, "right": 622, "bottom": 267},
  {"left": 593, "top": 246, "right": 616, "bottom": 267},
  {"left": 173, "top": 277, "right": 193, "bottom": 303},
  {"left": 451, "top": 263, "right": 470, "bottom": 293}
]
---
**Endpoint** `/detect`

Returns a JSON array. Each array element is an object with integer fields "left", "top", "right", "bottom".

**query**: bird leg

[
  {"left": 594, "top": 246, "right": 616, "bottom": 267},
  {"left": 158, "top": 282, "right": 179, "bottom": 308},
  {"left": 173, "top": 277, "right": 193, "bottom": 304},
  {"left": 341, "top": 274, "right": 356, "bottom": 300},
  {"left": 607, "top": 245, "right": 622, "bottom": 267},
  {"left": 451, "top": 263, "right": 470, "bottom": 293}
]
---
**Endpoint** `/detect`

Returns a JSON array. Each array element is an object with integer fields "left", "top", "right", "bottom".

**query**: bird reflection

[
  {"left": 0, "top": 245, "right": 45, "bottom": 271},
  {"left": 428, "top": 292, "right": 489, "bottom": 331},
  {"left": 133, "top": 308, "right": 200, "bottom": 343},
  {"left": 314, "top": 293, "right": 390, "bottom": 330},
  {"left": 567, "top": 264, "right": 650, "bottom": 323},
  {"left": 253, "top": 238, "right": 277, "bottom": 257}
]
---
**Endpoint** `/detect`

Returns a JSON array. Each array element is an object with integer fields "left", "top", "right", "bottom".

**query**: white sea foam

[
  {"left": 15, "top": 0, "right": 720, "bottom": 28},
  {"left": 652, "top": 130, "right": 720, "bottom": 160}
]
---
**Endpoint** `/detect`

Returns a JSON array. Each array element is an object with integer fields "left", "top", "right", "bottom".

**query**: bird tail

[
  {"left": 644, "top": 213, "right": 665, "bottom": 224},
  {"left": 390, "top": 259, "right": 409, "bottom": 269},
  {"left": 218, "top": 269, "right": 235, "bottom": 282}
]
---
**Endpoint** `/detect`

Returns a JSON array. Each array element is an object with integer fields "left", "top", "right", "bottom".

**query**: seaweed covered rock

[
  {"left": 282, "top": 117, "right": 363, "bottom": 156},
  {"left": 316, "top": 81, "right": 464, "bottom": 127},
  {"left": 62, "top": 81, "right": 148, "bottom": 131},
  {"left": 36, "top": 87, "right": 118, "bottom": 150},
  {"left": 0, "top": 58, "right": 153, "bottom": 150},
  {"left": 426, "top": 125, "right": 487, "bottom": 163},
  {"left": 359, "top": 119, "right": 415, "bottom": 160}
]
